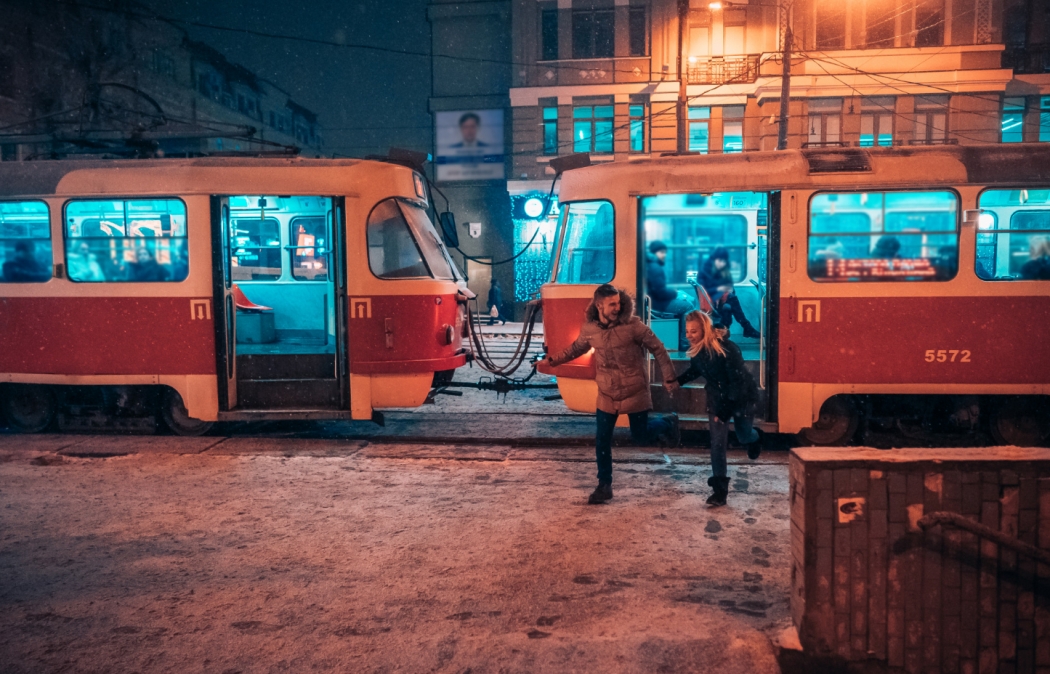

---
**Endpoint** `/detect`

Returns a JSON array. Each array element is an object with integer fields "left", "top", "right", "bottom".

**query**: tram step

[
  {"left": 236, "top": 378, "right": 341, "bottom": 409},
  {"left": 236, "top": 354, "right": 336, "bottom": 380}
]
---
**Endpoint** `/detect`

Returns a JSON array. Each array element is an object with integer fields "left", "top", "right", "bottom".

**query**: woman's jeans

[
  {"left": 594, "top": 410, "right": 671, "bottom": 484},
  {"left": 709, "top": 413, "right": 759, "bottom": 479}
]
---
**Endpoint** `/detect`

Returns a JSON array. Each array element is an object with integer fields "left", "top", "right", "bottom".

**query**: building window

[
  {"left": 807, "top": 99, "right": 842, "bottom": 147},
  {"left": 723, "top": 106, "right": 744, "bottom": 153},
  {"left": 0, "top": 201, "right": 51, "bottom": 284},
  {"left": 860, "top": 97, "right": 895, "bottom": 147},
  {"left": 865, "top": 0, "right": 896, "bottom": 47},
  {"left": 976, "top": 189, "right": 1050, "bottom": 281},
  {"left": 1041, "top": 97, "right": 1050, "bottom": 142},
  {"left": 630, "top": 102, "right": 647, "bottom": 153},
  {"left": 914, "top": 95, "right": 949, "bottom": 144},
  {"left": 814, "top": 0, "right": 846, "bottom": 50},
  {"left": 573, "top": 105, "right": 613, "bottom": 153},
  {"left": 808, "top": 190, "right": 959, "bottom": 282},
  {"left": 688, "top": 107, "right": 710, "bottom": 153},
  {"left": 915, "top": 0, "right": 944, "bottom": 47},
  {"left": 572, "top": 9, "right": 614, "bottom": 59},
  {"left": 1002, "top": 97, "right": 1026, "bottom": 143},
  {"left": 723, "top": 10, "right": 746, "bottom": 55},
  {"left": 543, "top": 106, "right": 559, "bottom": 155},
  {"left": 541, "top": 9, "right": 559, "bottom": 61},
  {"left": 64, "top": 199, "right": 189, "bottom": 283},
  {"left": 629, "top": 7, "right": 648, "bottom": 56}
]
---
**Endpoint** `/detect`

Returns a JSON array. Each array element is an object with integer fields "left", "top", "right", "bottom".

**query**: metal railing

[{"left": 687, "top": 55, "right": 761, "bottom": 85}]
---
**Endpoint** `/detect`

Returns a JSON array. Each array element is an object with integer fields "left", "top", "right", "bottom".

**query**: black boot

[
  {"left": 657, "top": 413, "right": 681, "bottom": 449},
  {"left": 706, "top": 476, "right": 729, "bottom": 507},
  {"left": 588, "top": 482, "right": 613, "bottom": 504}
]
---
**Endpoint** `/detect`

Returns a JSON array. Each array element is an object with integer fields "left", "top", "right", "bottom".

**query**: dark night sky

[{"left": 143, "top": 0, "right": 434, "bottom": 158}]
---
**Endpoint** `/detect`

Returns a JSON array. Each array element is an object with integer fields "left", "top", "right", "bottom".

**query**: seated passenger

[
  {"left": 67, "top": 241, "right": 106, "bottom": 282},
  {"left": 646, "top": 240, "right": 692, "bottom": 351},
  {"left": 1020, "top": 236, "right": 1050, "bottom": 280},
  {"left": 128, "top": 246, "right": 170, "bottom": 282},
  {"left": 699, "top": 247, "right": 759, "bottom": 340},
  {"left": 872, "top": 236, "right": 901, "bottom": 259},
  {"left": 2, "top": 240, "right": 50, "bottom": 283}
]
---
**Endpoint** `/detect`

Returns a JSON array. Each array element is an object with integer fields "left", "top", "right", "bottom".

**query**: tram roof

[
  {"left": 558, "top": 144, "right": 1050, "bottom": 198},
  {"left": 0, "top": 156, "right": 417, "bottom": 197}
]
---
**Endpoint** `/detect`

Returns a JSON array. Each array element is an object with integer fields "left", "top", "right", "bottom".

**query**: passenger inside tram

[
  {"left": 976, "top": 189, "right": 1050, "bottom": 281},
  {"left": 0, "top": 201, "right": 52, "bottom": 284}
]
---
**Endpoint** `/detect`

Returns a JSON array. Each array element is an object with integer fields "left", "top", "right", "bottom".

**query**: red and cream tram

[
  {"left": 538, "top": 145, "right": 1050, "bottom": 446},
  {"left": 0, "top": 158, "right": 466, "bottom": 434}
]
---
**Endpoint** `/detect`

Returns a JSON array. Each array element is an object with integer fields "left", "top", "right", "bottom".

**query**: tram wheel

[
  {"left": 800, "top": 396, "right": 859, "bottom": 446},
  {"left": 160, "top": 389, "right": 214, "bottom": 437},
  {"left": 1, "top": 384, "right": 57, "bottom": 433},
  {"left": 989, "top": 397, "right": 1050, "bottom": 447}
]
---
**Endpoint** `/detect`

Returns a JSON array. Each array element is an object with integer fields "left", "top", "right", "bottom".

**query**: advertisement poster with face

[{"left": 435, "top": 109, "right": 505, "bottom": 182}]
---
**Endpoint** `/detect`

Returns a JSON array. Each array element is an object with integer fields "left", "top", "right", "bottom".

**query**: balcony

[
  {"left": 687, "top": 55, "right": 761, "bottom": 85},
  {"left": 1002, "top": 44, "right": 1050, "bottom": 74}
]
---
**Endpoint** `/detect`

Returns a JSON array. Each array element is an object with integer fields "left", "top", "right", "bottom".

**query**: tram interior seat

[{"left": 232, "top": 284, "right": 276, "bottom": 345}]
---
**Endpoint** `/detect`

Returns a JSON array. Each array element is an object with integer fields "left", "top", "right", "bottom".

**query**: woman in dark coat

[
  {"left": 677, "top": 310, "right": 760, "bottom": 506},
  {"left": 699, "top": 247, "right": 760, "bottom": 339},
  {"left": 486, "top": 278, "right": 506, "bottom": 325}
]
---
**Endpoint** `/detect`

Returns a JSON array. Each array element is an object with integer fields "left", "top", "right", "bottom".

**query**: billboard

[{"left": 435, "top": 109, "right": 504, "bottom": 182}]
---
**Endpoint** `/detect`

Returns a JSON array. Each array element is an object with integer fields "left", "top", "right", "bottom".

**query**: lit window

[
  {"left": 0, "top": 201, "right": 51, "bottom": 284},
  {"left": 808, "top": 190, "right": 959, "bottom": 282},
  {"left": 629, "top": 103, "right": 647, "bottom": 153},
  {"left": 1002, "top": 97, "right": 1026, "bottom": 143},
  {"left": 573, "top": 105, "right": 613, "bottom": 154},
  {"left": 860, "top": 97, "right": 894, "bottom": 147},
  {"left": 65, "top": 199, "right": 188, "bottom": 283},
  {"left": 688, "top": 107, "right": 710, "bottom": 153},
  {"left": 543, "top": 106, "right": 558, "bottom": 155},
  {"left": 723, "top": 105, "right": 744, "bottom": 153},
  {"left": 975, "top": 189, "right": 1050, "bottom": 281}
]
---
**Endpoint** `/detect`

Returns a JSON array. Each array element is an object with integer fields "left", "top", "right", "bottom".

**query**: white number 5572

[{"left": 924, "top": 349, "right": 971, "bottom": 363}]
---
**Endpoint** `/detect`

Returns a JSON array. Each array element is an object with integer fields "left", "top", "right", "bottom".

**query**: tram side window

[
  {"left": 367, "top": 198, "right": 431, "bottom": 279},
  {"left": 976, "top": 189, "right": 1050, "bottom": 281},
  {"left": 554, "top": 201, "right": 615, "bottom": 284},
  {"left": 808, "top": 191, "right": 959, "bottom": 282},
  {"left": 65, "top": 199, "right": 189, "bottom": 283},
  {"left": 291, "top": 216, "right": 329, "bottom": 281},
  {"left": 0, "top": 200, "right": 51, "bottom": 283}
]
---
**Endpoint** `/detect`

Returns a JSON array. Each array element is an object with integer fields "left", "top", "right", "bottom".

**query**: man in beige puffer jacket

[{"left": 546, "top": 284, "right": 680, "bottom": 504}]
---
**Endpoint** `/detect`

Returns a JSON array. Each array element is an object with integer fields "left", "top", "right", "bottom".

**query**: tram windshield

[
  {"left": 368, "top": 198, "right": 459, "bottom": 281},
  {"left": 553, "top": 200, "right": 615, "bottom": 284}
]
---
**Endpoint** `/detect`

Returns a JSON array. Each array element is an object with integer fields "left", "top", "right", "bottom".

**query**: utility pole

[
  {"left": 677, "top": 0, "right": 689, "bottom": 154},
  {"left": 776, "top": 7, "right": 791, "bottom": 150}
]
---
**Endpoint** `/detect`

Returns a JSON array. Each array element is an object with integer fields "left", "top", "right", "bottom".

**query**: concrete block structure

[{"left": 790, "top": 447, "right": 1050, "bottom": 673}]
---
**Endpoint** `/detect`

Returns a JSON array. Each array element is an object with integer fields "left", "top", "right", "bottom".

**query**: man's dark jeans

[{"left": 594, "top": 409, "right": 672, "bottom": 484}]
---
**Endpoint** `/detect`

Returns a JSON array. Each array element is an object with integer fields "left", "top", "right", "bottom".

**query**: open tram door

[
  {"left": 643, "top": 190, "right": 779, "bottom": 431},
  {"left": 212, "top": 195, "right": 349, "bottom": 417}
]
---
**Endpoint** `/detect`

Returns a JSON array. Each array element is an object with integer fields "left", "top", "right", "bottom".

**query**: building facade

[
  {"left": 506, "top": 0, "right": 1050, "bottom": 245},
  {"left": 0, "top": 0, "right": 321, "bottom": 161}
]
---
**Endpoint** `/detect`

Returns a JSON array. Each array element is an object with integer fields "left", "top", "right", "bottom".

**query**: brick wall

[{"left": 790, "top": 447, "right": 1050, "bottom": 673}]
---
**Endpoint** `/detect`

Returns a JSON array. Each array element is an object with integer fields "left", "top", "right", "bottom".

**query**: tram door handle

[{"left": 384, "top": 318, "right": 394, "bottom": 349}]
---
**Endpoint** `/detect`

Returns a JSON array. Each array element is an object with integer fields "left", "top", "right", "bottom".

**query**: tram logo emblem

[
  {"left": 350, "top": 297, "right": 372, "bottom": 319},
  {"left": 798, "top": 300, "right": 821, "bottom": 323},
  {"left": 190, "top": 299, "right": 212, "bottom": 320}
]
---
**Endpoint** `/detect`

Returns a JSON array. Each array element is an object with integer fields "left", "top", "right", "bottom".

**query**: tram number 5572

[{"left": 924, "top": 349, "right": 971, "bottom": 363}]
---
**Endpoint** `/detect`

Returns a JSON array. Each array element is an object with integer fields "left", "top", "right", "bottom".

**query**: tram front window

[
  {"left": 553, "top": 200, "right": 615, "bottom": 284},
  {"left": 368, "top": 198, "right": 458, "bottom": 280}
]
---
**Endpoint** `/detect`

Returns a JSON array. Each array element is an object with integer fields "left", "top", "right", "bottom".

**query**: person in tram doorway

[
  {"left": 646, "top": 240, "right": 693, "bottom": 351},
  {"left": 544, "top": 284, "right": 681, "bottom": 505},
  {"left": 486, "top": 278, "right": 506, "bottom": 325},
  {"left": 699, "top": 247, "right": 760, "bottom": 339},
  {"left": 676, "top": 310, "right": 761, "bottom": 507}
]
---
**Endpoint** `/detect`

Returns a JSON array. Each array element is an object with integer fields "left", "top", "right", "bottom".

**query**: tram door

[
  {"left": 212, "top": 197, "right": 238, "bottom": 409},
  {"left": 213, "top": 195, "right": 346, "bottom": 412},
  {"left": 642, "top": 191, "right": 774, "bottom": 425}
]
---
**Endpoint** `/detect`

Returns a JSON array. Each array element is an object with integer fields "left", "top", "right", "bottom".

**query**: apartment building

[{"left": 0, "top": 0, "right": 322, "bottom": 160}]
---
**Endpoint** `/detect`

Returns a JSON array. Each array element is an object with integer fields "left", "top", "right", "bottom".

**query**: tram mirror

[{"left": 439, "top": 211, "right": 460, "bottom": 248}]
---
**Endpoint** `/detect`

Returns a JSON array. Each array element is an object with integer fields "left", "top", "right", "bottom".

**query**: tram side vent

[{"left": 803, "top": 149, "right": 872, "bottom": 174}]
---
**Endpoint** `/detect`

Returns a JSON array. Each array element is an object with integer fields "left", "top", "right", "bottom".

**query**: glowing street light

[{"left": 708, "top": 1, "right": 724, "bottom": 8}]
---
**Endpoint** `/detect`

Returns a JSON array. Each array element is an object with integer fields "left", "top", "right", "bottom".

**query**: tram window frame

[
  {"left": 806, "top": 189, "right": 960, "bottom": 283},
  {"left": 63, "top": 198, "right": 189, "bottom": 284},
  {"left": 0, "top": 200, "right": 52, "bottom": 284},
  {"left": 289, "top": 214, "right": 330, "bottom": 282},
  {"left": 975, "top": 188, "right": 1050, "bottom": 281},
  {"left": 553, "top": 200, "right": 615, "bottom": 285},
  {"left": 231, "top": 216, "right": 282, "bottom": 281}
]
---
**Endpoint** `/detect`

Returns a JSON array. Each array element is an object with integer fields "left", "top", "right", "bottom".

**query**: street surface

[{"left": 0, "top": 433, "right": 790, "bottom": 673}]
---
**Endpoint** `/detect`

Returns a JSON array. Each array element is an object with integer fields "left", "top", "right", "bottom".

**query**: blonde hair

[
  {"left": 1030, "top": 235, "right": 1050, "bottom": 260},
  {"left": 684, "top": 310, "right": 726, "bottom": 358}
]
